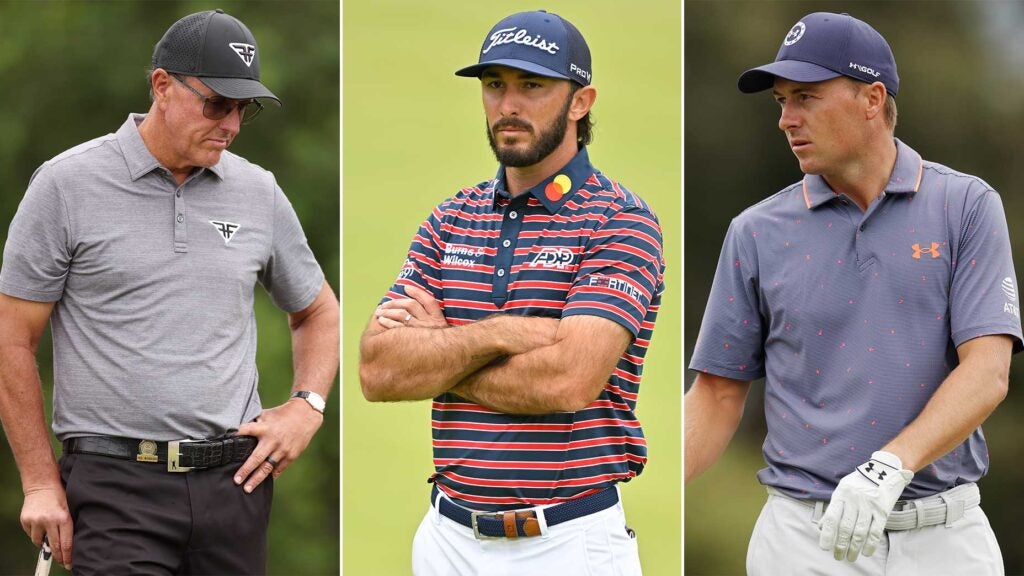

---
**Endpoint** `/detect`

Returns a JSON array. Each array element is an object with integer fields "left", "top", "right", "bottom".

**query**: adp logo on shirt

[{"left": 528, "top": 247, "right": 575, "bottom": 269}]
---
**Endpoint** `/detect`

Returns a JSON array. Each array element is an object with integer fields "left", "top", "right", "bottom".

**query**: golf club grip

[{"left": 34, "top": 537, "right": 52, "bottom": 576}]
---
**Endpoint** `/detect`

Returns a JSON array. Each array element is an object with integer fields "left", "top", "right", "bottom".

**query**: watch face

[
  {"left": 308, "top": 393, "right": 326, "bottom": 411},
  {"left": 296, "top": 391, "right": 326, "bottom": 412}
]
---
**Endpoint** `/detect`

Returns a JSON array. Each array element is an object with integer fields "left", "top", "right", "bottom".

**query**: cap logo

[
  {"left": 229, "top": 42, "right": 256, "bottom": 67},
  {"left": 784, "top": 22, "right": 806, "bottom": 46},
  {"left": 849, "top": 62, "right": 881, "bottom": 77},
  {"left": 483, "top": 27, "right": 559, "bottom": 56},
  {"left": 569, "top": 63, "right": 590, "bottom": 83}
]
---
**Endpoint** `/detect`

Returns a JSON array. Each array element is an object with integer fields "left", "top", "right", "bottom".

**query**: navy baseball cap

[
  {"left": 738, "top": 12, "right": 898, "bottom": 97},
  {"left": 153, "top": 9, "right": 280, "bottom": 103},
  {"left": 455, "top": 10, "right": 592, "bottom": 86}
]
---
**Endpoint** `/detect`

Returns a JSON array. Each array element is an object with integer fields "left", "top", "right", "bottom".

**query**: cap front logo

[
  {"left": 229, "top": 42, "right": 256, "bottom": 67},
  {"left": 483, "top": 27, "right": 559, "bottom": 55},
  {"left": 784, "top": 22, "right": 806, "bottom": 46}
]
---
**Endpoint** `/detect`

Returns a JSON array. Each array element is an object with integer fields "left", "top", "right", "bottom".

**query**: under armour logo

[
  {"left": 210, "top": 220, "right": 240, "bottom": 243},
  {"left": 229, "top": 43, "right": 256, "bottom": 67},
  {"left": 911, "top": 242, "right": 940, "bottom": 260},
  {"left": 877, "top": 470, "right": 887, "bottom": 481},
  {"left": 865, "top": 462, "right": 875, "bottom": 473}
]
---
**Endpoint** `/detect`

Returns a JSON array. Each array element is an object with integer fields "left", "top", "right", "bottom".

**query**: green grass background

[{"left": 343, "top": 1, "right": 681, "bottom": 574}]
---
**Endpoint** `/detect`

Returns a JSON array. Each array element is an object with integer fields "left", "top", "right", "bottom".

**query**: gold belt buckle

[{"left": 167, "top": 439, "right": 198, "bottom": 472}]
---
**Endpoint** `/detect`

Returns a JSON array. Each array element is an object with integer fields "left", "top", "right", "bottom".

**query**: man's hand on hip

[
  {"left": 818, "top": 450, "right": 913, "bottom": 562},
  {"left": 21, "top": 485, "right": 73, "bottom": 570},
  {"left": 233, "top": 399, "right": 324, "bottom": 493}
]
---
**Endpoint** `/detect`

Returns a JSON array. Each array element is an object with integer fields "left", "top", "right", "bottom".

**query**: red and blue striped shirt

[{"left": 383, "top": 148, "right": 665, "bottom": 511}]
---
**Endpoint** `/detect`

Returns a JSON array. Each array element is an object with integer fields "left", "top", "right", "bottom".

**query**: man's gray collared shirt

[{"left": 0, "top": 114, "right": 324, "bottom": 440}]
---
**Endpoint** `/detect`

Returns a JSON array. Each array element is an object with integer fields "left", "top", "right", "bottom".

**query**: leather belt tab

[{"left": 435, "top": 486, "right": 618, "bottom": 540}]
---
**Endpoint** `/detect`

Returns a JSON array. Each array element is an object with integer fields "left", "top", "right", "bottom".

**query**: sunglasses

[{"left": 171, "top": 74, "right": 264, "bottom": 125}]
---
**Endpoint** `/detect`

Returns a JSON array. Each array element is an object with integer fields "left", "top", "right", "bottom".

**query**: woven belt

[
  {"left": 432, "top": 484, "right": 619, "bottom": 540},
  {"left": 63, "top": 435, "right": 256, "bottom": 473},
  {"left": 768, "top": 482, "right": 981, "bottom": 531}
]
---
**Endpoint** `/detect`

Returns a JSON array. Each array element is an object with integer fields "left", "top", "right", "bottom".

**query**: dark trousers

[{"left": 59, "top": 453, "right": 273, "bottom": 575}]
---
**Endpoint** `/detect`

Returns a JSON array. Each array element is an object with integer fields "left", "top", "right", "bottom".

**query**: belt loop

[
  {"left": 812, "top": 500, "right": 825, "bottom": 524},
  {"left": 432, "top": 488, "right": 444, "bottom": 525},
  {"left": 913, "top": 499, "right": 927, "bottom": 529},
  {"left": 939, "top": 492, "right": 965, "bottom": 527}
]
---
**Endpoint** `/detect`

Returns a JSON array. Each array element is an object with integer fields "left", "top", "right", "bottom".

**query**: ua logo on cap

[
  {"left": 210, "top": 220, "right": 240, "bottom": 243},
  {"left": 229, "top": 42, "right": 256, "bottom": 67}
]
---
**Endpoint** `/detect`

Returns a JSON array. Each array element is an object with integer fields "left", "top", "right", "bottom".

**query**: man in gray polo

[
  {"left": 0, "top": 9, "right": 337, "bottom": 574},
  {"left": 685, "top": 12, "right": 1020, "bottom": 575}
]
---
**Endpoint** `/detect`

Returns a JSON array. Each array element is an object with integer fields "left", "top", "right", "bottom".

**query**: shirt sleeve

[
  {"left": 562, "top": 206, "right": 664, "bottom": 337},
  {"left": 258, "top": 183, "right": 325, "bottom": 313},
  {"left": 688, "top": 218, "right": 767, "bottom": 380},
  {"left": 380, "top": 201, "right": 447, "bottom": 306},
  {"left": 949, "top": 188, "right": 1023, "bottom": 352},
  {"left": 0, "top": 165, "right": 72, "bottom": 302}
]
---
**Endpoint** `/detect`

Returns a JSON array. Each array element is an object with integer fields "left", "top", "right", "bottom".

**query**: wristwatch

[{"left": 291, "top": 390, "right": 326, "bottom": 414}]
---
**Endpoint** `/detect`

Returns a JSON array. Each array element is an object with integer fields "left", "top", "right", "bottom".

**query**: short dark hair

[{"left": 568, "top": 82, "right": 594, "bottom": 146}]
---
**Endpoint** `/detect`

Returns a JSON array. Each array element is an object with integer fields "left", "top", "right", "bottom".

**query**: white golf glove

[{"left": 818, "top": 450, "right": 913, "bottom": 562}]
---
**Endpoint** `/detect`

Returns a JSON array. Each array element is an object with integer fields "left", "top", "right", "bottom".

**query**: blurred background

[
  {"left": 685, "top": 1, "right": 1024, "bottom": 574},
  {"left": 343, "top": 0, "right": 680, "bottom": 574},
  {"left": 0, "top": 1, "right": 339, "bottom": 574}
]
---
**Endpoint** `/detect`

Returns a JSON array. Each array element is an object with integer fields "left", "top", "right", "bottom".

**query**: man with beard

[{"left": 359, "top": 10, "right": 664, "bottom": 575}]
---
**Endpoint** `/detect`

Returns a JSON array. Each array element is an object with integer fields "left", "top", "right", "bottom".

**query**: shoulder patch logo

[
  {"left": 229, "top": 43, "right": 256, "bottom": 67},
  {"left": 210, "top": 220, "right": 240, "bottom": 244},
  {"left": 911, "top": 242, "right": 940, "bottom": 260},
  {"left": 1002, "top": 277, "right": 1017, "bottom": 302}
]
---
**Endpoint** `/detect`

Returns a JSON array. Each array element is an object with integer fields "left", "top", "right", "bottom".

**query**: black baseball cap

[
  {"left": 153, "top": 9, "right": 280, "bottom": 103},
  {"left": 455, "top": 10, "right": 592, "bottom": 87},
  {"left": 738, "top": 12, "right": 899, "bottom": 97}
]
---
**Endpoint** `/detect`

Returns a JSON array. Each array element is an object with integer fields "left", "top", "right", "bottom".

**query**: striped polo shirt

[
  {"left": 690, "top": 139, "right": 1022, "bottom": 500},
  {"left": 383, "top": 147, "right": 665, "bottom": 511}
]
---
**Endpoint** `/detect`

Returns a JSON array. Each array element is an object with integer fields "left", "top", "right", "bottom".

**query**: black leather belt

[
  {"left": 63, "top": 435, "right": 256, "bottom": 473},
  {"left": 432, "top": 485, "right": 620, "bottom": 539}
]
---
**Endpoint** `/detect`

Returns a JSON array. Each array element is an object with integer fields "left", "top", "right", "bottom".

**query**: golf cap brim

[
  {"left": 199, "top": 77, "right": 281, "bottom": 104},
  {"left": 738, "top": 60, "right": 844, "bottom": 93},
  {"left": 455, "top": 59, "right": 572, "bottom": 82}
]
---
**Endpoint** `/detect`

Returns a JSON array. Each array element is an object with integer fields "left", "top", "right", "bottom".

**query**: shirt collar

[
  {"left": 801, "top": 138, "right": 923, "bottom": 209},
  {"left": 116, "top": 113, "right": 225, "bottom": 182},
  {"left": 492, "top": 147, "right": 595, "bottom": 212}
]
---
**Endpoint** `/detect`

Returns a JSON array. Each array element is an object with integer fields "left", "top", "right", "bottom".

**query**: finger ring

[
  {"left": 266, "top": 457, "right": 279, "bottom": 467},
  {"left": 405, "top": 313, "right": 412, "bottom": 322}
]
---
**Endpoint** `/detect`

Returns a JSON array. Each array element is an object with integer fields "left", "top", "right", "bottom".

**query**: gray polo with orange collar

[
  {"left": 690, "top": 138, "right": 1022, "bottom": 500},
  {"left": 0, "top": 114, "right": 324, "bottom": 441}
]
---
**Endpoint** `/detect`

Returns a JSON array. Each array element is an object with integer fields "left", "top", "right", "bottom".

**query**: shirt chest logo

[
  {"left": 528, "top": 247, "right": 575, "bottom": 269},
  {"left": 442, "top": 244, "right": 485, "bottom": 268},
  {"left": 210, "top": 220, "right": 240, "bottom": 244},
  {"left": 911, "top": 242, "right": 940, "bottom": 260}
]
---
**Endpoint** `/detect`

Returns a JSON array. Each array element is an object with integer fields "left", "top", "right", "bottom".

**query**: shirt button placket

[{"left": 173, "top": 183, "right": 188, "bottom": 253}]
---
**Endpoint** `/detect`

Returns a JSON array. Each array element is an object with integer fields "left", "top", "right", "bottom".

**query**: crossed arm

[{"left": 358, "top": 285, "right": 632, "bottom": 414}]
